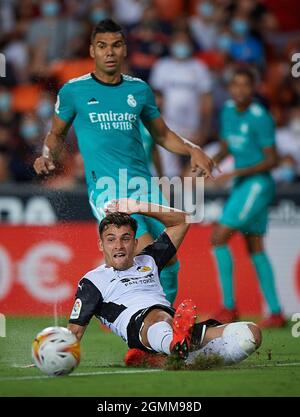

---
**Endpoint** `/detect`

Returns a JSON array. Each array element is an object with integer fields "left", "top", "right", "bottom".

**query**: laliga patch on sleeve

[{"left": 70, "top": 298, "right": 82, "bottom": 319}]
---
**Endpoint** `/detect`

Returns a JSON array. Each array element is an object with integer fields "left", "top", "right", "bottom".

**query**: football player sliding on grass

[{"left": 68, "top": 199, "right": 262, "bottom": 367}]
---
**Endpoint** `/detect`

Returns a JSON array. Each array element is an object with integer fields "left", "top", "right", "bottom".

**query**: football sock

[
  {"left": 186, "top": 322, "right": 257, "bottom": 365},
  {"left": 147, "top": 321, "right": 173, "bottom": 355},
  {"left": 213, "top": 245, "right": 234, "bottom": 309},
  {"left": 251, "top": 252, "right": 281, "bottom": 314},
  {"left": 160, "top": 260, "right": 180, "bottom": 305}
]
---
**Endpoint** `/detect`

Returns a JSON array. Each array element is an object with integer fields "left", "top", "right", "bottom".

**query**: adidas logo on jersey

[{"left": 88, "top": 98, "right": 99, "bottom": 105}]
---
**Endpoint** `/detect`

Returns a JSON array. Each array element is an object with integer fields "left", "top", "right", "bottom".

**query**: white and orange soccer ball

[{"left": 32, "top": 326, "right": 80, "bottom": 376}]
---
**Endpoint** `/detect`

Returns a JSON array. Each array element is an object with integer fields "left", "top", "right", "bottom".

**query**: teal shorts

[
  {"left": 132, "top": 213, "right": 165, "bottom": 239},
  {"left": 89, "top": 183, "right": 169, "bottom": 240},
  {"left": 219, "top": 174, "right": 275, "bottom": 235}
]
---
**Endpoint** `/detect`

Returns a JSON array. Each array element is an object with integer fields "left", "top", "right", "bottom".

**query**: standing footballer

[{"left": 211, "top": 67, "right": 285, "bottom": 328}]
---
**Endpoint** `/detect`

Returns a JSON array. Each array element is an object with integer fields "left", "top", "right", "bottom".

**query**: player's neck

[{"left": 93, "top": 70, "right": 122, "bottom": 85}]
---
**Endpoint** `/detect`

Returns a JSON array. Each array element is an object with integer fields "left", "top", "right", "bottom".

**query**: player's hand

[
  {"left": 190, "top": 148, "right": 220, "bottom": 179},
  {"left": 104, "top": 198, "right": 141, "bottom": 215},
  {"left": 33, "top": 156, "right": 56, "bottom": 175}
]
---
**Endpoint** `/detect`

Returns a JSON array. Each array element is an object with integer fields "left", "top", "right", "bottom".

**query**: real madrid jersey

[
  {"left": 69, "top": 232, "right": 176, "bottom": 342},
  {"left": 220, "top": 100, "right": 275, "bottom": 170},
  {"left": 55, "top": 73, "right": 160, "bottom": 198}
]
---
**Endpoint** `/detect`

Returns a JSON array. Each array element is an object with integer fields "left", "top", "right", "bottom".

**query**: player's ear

[
  {"left": 90, "top": 44, "right": 95, "bottom": 59},
  {"left": 98, "top": 239, "right": 103, "bottom": 252},
  {"left": 123, "top": 43, "right": 127, "bottom": 58}
]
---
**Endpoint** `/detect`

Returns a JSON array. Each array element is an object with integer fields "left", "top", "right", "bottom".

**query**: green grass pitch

[{"left": 0, "top": 316, "right": 299, "bottom": 397}]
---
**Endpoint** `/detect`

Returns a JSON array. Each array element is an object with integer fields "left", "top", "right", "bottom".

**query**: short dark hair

[
  {"left": 91, "top": 18, "right": 125, "bottom": 42},
  {"left": 99, "top": 212, "right": 137, "bottom": 238},
  {"left": 232, "top": 67, "right": 256, "bottom": 85}
]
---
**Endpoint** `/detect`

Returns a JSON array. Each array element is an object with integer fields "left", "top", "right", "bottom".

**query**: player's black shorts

[
  {"left": 127, "top": 304, "right": 175, "bottom": 352},
  {"left": 126, "top": 305, "right": 221, "bottom": 353}
]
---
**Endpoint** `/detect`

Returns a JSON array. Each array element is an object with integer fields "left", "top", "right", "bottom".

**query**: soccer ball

[{"left": 32, "top": 326, "right": 80, "bottom": 376}]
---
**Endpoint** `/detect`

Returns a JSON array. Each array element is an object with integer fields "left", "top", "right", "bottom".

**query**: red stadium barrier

[
  {"left": 0, "top": 223, "right": 101, "bottom": 315},
  {"left": 0, "top": 223, "right": 297, "bottom": 316},
  {"left": 176, "top": 225, "right": 263, "bottom": 316}
]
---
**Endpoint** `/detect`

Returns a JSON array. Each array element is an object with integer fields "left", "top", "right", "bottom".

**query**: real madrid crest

[{"left": 127, "top": 94, "right": 137, "bottom": 107}]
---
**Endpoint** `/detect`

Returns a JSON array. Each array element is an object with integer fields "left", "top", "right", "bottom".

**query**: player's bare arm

[
  {"left": 235, "top": 146, "right": 278, "bottom": 177},
  {"left": 105, "top": 199, "right": 190, "bottom": 250},
  {"left": 33, "top": 115, "right": 71, "bottom": 175},
  {"left": 68, "top": 323, "right": 87, "bottom": 341},
  {"left": 144, "top": 117, "right": 216, "bottom": 179},
  {"left": 212, "top": 140, "right": 229, "bottom": 165},
  {"left": 215, "top": 146, "right": 278, "bottom": 184}
]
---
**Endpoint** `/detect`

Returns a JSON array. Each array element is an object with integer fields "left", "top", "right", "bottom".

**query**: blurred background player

[
  {"left": 211, "top": 67, "right": 285, "bottom": 328},
  {"left": 33, "top": 18, "right": 215, "bottom": 305},
  {"left": 68, "top": 198, "right": 262, "bottom": 368}
]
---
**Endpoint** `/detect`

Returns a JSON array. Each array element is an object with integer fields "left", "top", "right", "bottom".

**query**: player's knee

[
  {"left": 211, "top": 231, "right": 221, "bottom": 246},
  {"left": 211, "top": 230, "right": 228, "bottom": 246},
  {"left": 223, "top": 322, "right": 260, "bottom": 356}
]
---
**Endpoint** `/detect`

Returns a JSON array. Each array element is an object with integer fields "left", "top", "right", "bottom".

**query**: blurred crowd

[{"left": 0, "top": 0, "right": 300, "bottom": 189}]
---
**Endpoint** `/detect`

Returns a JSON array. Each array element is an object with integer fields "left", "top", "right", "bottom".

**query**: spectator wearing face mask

[
  {"left": 19, "top": 113, "right": 43, "bottom": 157},
  {"left": 0, "top": 86, "right": 12, "bottom": 116},
  {"left": 36, "top": 92, "right": 55, "bottom": 122},
  {"left": 26, "top": 0, "right": 84, "bottom": 77},
  {"left": 188, "top": 0, "right": 218, "bottom": 51},
  {"left": 149, "top": 29, "right": 213, "bottom": 177},
  {"left": 88, "top": 0, "right": 112, "bottom": 26},
  {"left": 34, "top": 91, "right": 57, "bottom": 136},
  {"left": 229, "top": 14, "right": 265, "bottom": 66},
  {"left": 216, "top": 29, "right": 233, "bottom": 56}
]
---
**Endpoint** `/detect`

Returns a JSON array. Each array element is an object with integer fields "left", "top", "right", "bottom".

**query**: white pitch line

[
  {"left": 249, "top": 362, "right": 300, "bottom": 369},
  {"left": 2, "top": 362, "right": 300, "bottom": 382},
  {"left": 0, "top": 369, "right": 161, "bottom": 382}
]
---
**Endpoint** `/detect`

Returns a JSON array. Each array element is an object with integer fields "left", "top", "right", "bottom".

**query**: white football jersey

[{"left": 69, "top": 233, "right": 175, "bottom": 342}]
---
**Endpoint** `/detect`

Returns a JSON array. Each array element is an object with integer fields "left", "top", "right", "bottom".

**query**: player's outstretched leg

[
  {"left": 170, "top": 299, "right": 197, "bottom": 359},
  {"left": 186, "top": 322, "right": 262, "bottom": 365}
]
